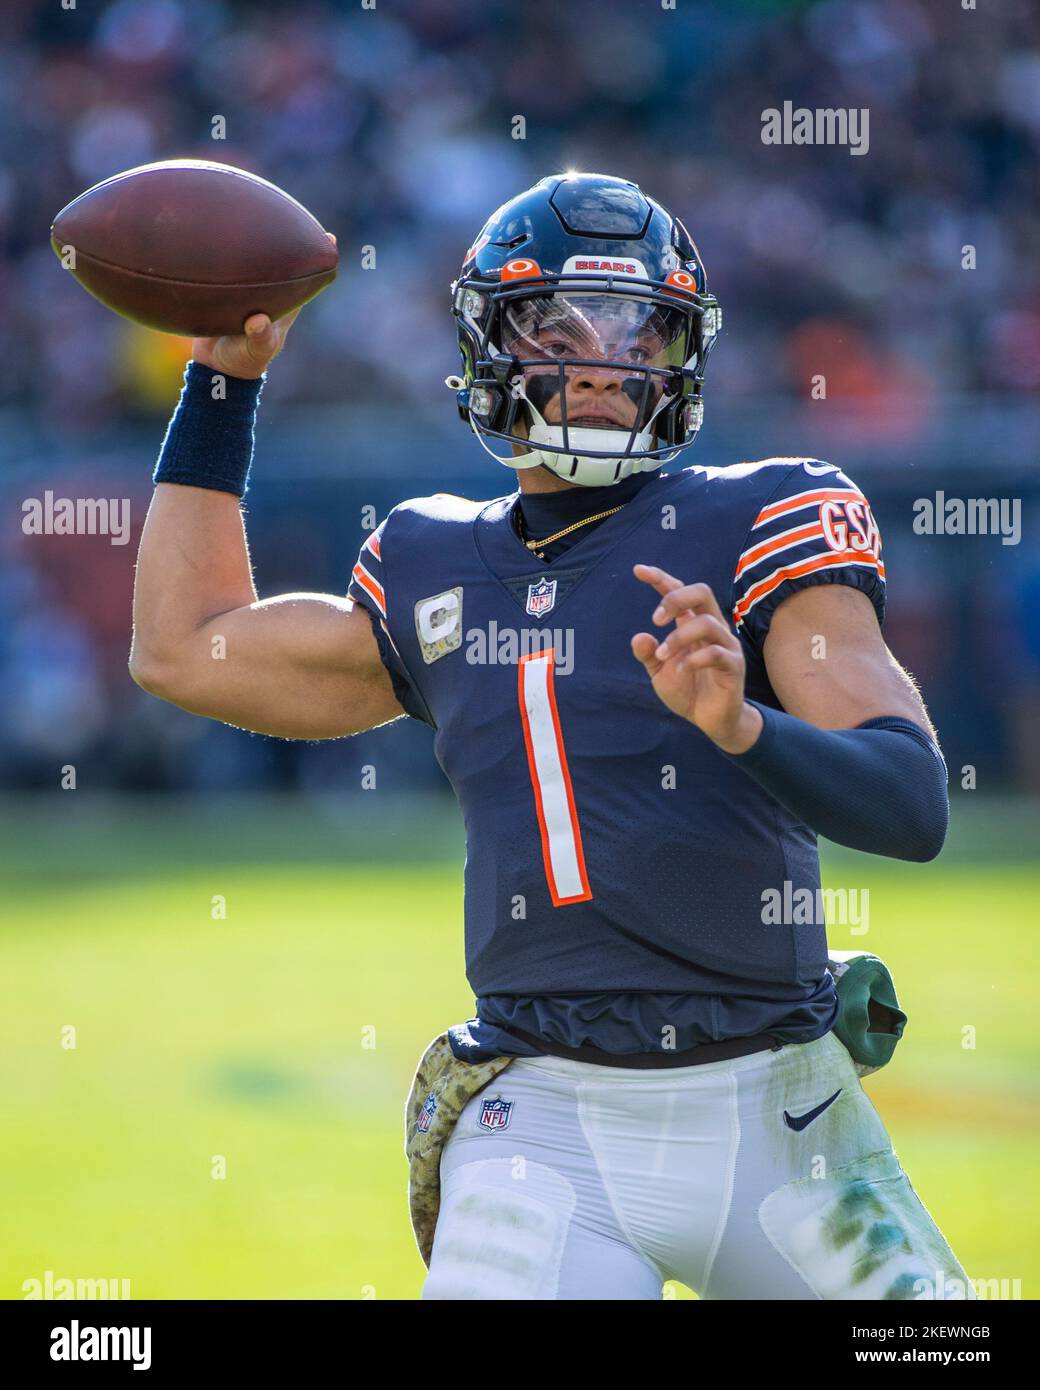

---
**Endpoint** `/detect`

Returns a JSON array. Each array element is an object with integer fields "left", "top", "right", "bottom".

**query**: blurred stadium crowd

[{"left": 1, "top": 0, "right": 1038, "bottom": 794}]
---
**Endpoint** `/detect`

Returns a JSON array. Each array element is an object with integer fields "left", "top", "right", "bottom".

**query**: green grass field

[{"left": 1, "top": 794, "right": 1037, "bottom": 1300}]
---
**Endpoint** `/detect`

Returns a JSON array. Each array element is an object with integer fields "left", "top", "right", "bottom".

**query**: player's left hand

[{"left": 631, "top": 565, "right": 763, "bottom": 754}]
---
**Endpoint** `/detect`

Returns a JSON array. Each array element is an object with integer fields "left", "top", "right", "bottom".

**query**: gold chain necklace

[{"left": 517, "top": 501, "right": 628, "bottom": 556}]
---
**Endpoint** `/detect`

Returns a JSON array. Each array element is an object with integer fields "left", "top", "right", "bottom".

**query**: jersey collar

[{"left": 474, "top": 468, "right": 684, "bottom": 583}]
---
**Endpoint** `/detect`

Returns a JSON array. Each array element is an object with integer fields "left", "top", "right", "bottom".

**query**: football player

[{"left": 130, "top": 173, "right": 971, "bottom": 1300}]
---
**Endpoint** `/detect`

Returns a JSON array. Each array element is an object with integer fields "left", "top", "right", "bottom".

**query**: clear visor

[
  {"left": 498, "top": 293, "right": 689, "bottom": 431},
  {"left": 501, "top": 292, "right": 687, "bottom": 367}
]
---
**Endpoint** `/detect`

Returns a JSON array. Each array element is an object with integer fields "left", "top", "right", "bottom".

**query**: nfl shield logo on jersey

[
  {"left": 416, "top": 1091, "right": 437, "bottom": 1134},
  {"left": 526, "top": 577, "right": 557, "bottom": 617},
  {"left": 478, "top": 1095, "right": 513, "bottom": 1131}
]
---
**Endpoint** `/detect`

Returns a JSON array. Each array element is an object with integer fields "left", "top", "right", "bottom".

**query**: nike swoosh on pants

[{"left": 783, "top": 1088, "right": 843, "bottom": 1131}]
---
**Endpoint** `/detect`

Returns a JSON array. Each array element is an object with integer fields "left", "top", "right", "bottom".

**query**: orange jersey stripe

[
  {"left": 753, "top": 488, "right": 868, "bottom": 529},
  {"left": 366, "top": 532, "right": 381, "bottom": 558},
  {"left": 733, "top": 550, "right": 885, "bottom": 625},
  {"left": 352, "top": 560, "right": 386, "bottom": 615},
  {"left": 735, "top": 520, "right": 823, "bottom": 579}
]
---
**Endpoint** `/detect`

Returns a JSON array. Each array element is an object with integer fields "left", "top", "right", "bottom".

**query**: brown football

[{"left": 50, "top": 159, "right": 339, "bottom": 336}]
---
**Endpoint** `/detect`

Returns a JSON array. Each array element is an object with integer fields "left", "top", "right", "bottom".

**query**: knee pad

[{"left": 758, "top": 1148, "right": 974, "bottom": 1300}]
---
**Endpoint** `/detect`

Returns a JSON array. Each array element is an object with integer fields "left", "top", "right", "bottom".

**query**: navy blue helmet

[{"left": 448, "top": 172, "right": 721, "bottom": 486}]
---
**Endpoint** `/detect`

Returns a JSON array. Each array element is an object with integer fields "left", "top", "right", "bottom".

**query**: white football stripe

[{"left": 521, "top": 653, "right": 587, "bottom": 903}]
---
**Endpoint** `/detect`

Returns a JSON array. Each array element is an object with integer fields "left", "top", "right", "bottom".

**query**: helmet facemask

[{"left": 452, "top": 273, "right": 719, "bottom": 487}]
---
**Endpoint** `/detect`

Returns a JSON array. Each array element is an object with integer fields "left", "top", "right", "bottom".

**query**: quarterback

[{"left": 130, "top": 173, "right": 971, "bottom": 1300}]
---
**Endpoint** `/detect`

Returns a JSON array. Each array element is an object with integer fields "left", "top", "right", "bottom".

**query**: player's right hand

[{"left": 191, "top": 307, "right": 300, "bottom": 380}]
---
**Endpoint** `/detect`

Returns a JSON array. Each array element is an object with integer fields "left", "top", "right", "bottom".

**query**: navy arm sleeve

[{"left": 728, "top": 704, "right": 949, "bottom": 862}]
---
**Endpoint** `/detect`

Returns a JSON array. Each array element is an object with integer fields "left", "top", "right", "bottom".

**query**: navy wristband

[
  {"left": 729, "top": 701, "right": 949, "bottom": 862},
  {"left": 153, "top": 360, "right": 265, "bottom": 498}
]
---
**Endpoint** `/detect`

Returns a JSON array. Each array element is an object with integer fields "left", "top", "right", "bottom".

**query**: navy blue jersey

[{"left": 347, "top": 459, "right": 885, "bottom": 1052}]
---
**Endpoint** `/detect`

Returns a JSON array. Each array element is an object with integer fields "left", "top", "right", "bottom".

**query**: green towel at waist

[{"left": 828, "top": 949, "right": 907, "bottom": 1076}]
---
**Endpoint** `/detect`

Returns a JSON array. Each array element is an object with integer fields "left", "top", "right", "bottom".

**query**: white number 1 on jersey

[{"left": 518, "top": 648, "right": 593, "bottom": 907}]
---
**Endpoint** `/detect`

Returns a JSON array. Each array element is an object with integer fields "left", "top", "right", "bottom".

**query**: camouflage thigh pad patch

[{"left": 404, "top": 1031, "right": 513, "bottom": 1267}]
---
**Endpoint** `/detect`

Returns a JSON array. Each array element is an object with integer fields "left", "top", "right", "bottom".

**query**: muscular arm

[
  {"left": 129, "top": 302, "right": 405, "bottom": 740},
  {"left": 762, "top": 584, "right": 934, "bottom": 737},
  {"left": 129, "top": 483, "right": 405, "bottom": 739},
  {"left": 761, "top": 586, "right": 928, "bottom": 739}
]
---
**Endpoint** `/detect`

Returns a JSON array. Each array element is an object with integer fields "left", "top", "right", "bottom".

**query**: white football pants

[{"left": 423, "top": 1030, "right": 971, "bottom": 1300}]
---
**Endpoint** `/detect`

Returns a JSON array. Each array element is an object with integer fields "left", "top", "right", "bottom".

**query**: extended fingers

[
  {"left": 651, "top": 579, "right": 726, "bottom": 627},
  {"left": 633, "top": 566, "right": 727, "bottom": 626},
  {"left": 633, "top": 563, "right": 685, "bottom": 602},
  {"left": 654, "top": 612, "right": 736, "bottom": 661}
]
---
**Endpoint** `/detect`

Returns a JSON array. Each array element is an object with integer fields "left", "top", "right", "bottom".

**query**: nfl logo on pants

[{"left": 479, "top": 1096, "right": 513, "bottom": 1131}]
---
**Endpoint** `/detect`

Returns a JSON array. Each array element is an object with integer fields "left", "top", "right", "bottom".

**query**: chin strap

[
  {"left": 445, "top": 373, "right": 555, "bottom": 473},
  {"left": 467, "top": 419, "right": 546, "bottom": 471}
]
